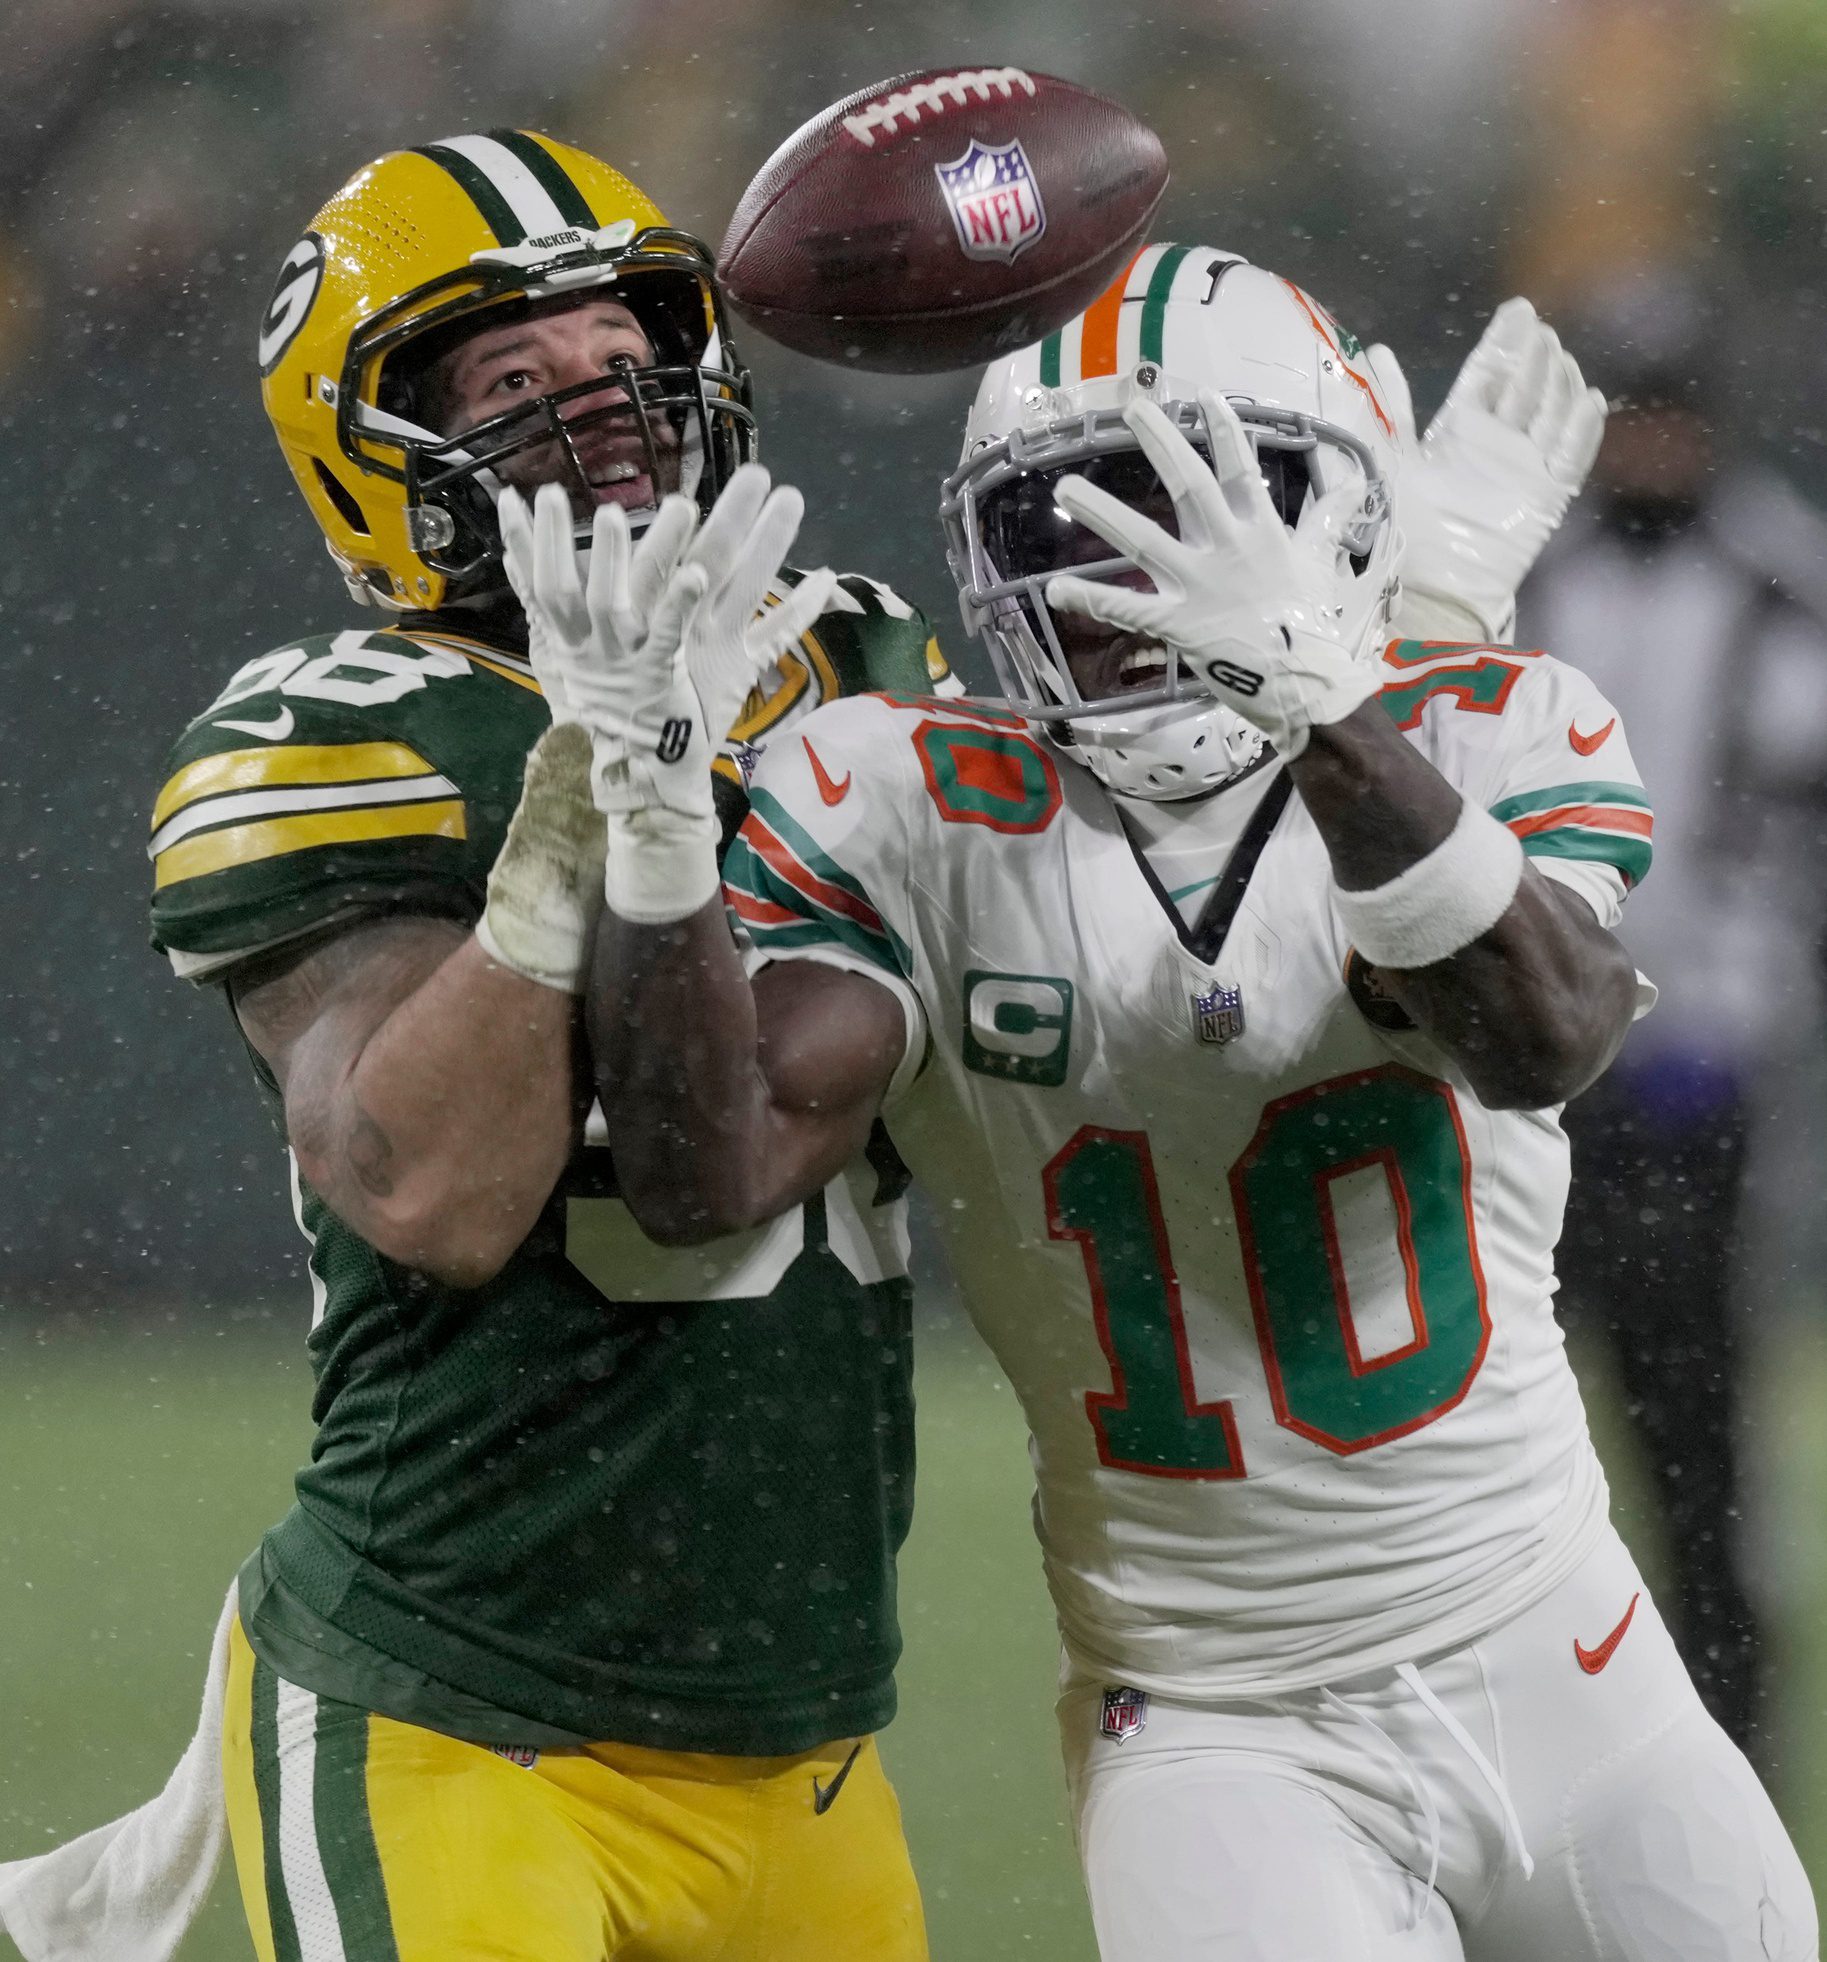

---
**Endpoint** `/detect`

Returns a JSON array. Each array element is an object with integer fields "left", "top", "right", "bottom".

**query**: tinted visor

[{"left": 979, "top": 441, "right": 1313, "bottom": 582}]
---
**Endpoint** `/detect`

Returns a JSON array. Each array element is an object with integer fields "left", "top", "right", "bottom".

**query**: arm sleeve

[
  {"left": 719, "top": 699, "right": 929, "bottom": 1102},
  {"left": 1477, "top": 657, "right": 1652, "bottom": 933}
]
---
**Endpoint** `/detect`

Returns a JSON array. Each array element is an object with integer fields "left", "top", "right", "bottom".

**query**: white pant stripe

[
  {"left": 287, "top": 1153, "right": 329, "bottom": 1333},
  {"left": 273, "top": 1678, "right": 349, "bottom": 1962}
]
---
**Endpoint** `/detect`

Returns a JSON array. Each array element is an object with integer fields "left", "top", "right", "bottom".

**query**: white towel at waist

[{"left": 0, "top": 1583, "right": 234, "bottom": 1961}]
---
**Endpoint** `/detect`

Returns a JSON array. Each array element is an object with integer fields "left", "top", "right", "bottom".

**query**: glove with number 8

[
  {"left": 1046, "top": 390, "right": 1382, "bottom": 759},
  {"left": 502, "top": 470, "right": 834, "bottom": 924}
]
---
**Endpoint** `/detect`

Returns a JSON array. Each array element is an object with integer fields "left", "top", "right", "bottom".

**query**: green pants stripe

[
  {"left": 312, "top": 1692, "right": 401, "bottom": 1961},
  {"left": 249, "top": 1656, "right": 305, "bottom": 1962},
  {"left": 250, "top": 1656, "right": 400, "bottom": 1961}
]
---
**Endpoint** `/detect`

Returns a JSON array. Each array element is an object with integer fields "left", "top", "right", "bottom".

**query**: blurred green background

[
  {"left": 6, "top": 1305, "right": 1827, "bottom": 1961},
  {"left": 8, "top": 2, "right": 1827, "bottom": 1956}
]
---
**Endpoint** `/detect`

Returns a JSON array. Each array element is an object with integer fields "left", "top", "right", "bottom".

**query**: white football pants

[{"left": 1060, "top": 1526, "right": 1814, "bottom": 1961}]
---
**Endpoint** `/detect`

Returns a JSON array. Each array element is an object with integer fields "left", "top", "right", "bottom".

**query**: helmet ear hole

[{"left": 313, "top": 459, "right": 371, "bottom": 536}]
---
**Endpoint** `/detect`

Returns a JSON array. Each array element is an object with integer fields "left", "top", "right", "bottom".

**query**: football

[{"left": 717, "top": 67, "right": 1169, "bottom": 373}]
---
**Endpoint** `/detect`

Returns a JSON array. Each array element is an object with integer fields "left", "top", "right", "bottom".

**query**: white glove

[
  {"left": 1367, "top": 297, "right": 1606, "bottom": 644},
  {"left": 500, "top": 479, "right": 700, "bottom": 733},
  {"left": 1046, "top": 390, "right": 1382, "bottom": 760},
  {"left": 501, "top": 470, "right": 833, "bottom": 924},
  {"left": 477, "top": 484, "right": 699, "bottom": 981}
]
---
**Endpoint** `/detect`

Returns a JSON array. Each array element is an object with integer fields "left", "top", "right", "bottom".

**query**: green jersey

[{"left": 149, "top": 577, "right": 949, "bottom": 1755}]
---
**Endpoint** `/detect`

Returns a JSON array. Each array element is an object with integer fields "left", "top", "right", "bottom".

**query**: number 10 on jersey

[{"left": 1043, "top": 1064, "right": 1492, "bottom": 1475}]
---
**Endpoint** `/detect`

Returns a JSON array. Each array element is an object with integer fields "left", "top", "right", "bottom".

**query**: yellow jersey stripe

[
  {"left": 148, "top": 772, "right": 464, "bottom": 859},
  {"left": 154, "top": 799, "right": 467, "bottom": 889},
  {"left": 152, "top": 742, "right": 436, "bottom": 830},
  {"left": 385, "top": 628, "right": 544, "bottom": 695},
  {"left": 797, "top": 622, "right": 840, "bottom": 700},
  {"left": 461, "top": 650, "right": 544, "bottom": 694}
]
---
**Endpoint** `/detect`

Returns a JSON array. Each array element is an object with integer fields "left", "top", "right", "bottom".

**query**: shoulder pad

[{"left": 150, "top": 626, "right": 541, "bottom": 970}]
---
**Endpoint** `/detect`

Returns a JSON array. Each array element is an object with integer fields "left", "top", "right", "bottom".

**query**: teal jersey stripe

[
  {"left": 249, "top": 1658, "right": 304, "bottom": 1962},
  {"left": 486, "top": 128, "right": 598, "bottom": 228},
  {"left": 1138, "top": 244, "right": 1193, "bottom": 366},
  {"left": 1523, "top": 827, "right": 1653, "bottom": 886},
  {"left": 1488, "top": 780, "right": 1650, "bottom": 823},
  {"left": 723, "top": 835, "right": 905, "bottom": 974},
  {"left": 746, "top": 788, "right": 881, "bottom": 914},
  {"left": 312, "top": 1697, "right": 401, "bottom": 1961},
  {"left": 413, "top": 144, "right": 521, "bottom": 245},
  {"left": 745, "top": 788, "right": 862, "bottom": 891},
  {"left": 1039, "top": 332, "right": 1062, "bottom": 388},
  {"left": 1167, "top": 874, "right": 1218, "bottom": 904}
]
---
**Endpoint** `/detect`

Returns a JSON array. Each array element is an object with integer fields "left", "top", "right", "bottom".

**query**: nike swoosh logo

[
  {"left": 215, "top": 707, "right": 296, "bottom": 741},
  {"left": 1574, "top": 1591, "right": 1640, "bottom": 1674},
  {"left": 1568, "top": 716, "right": 1615, "bottom": 756},
  {"left": 803, "top": 737, "right": 851, "bottom": 806},
  {"left": 812, "top": 1740, "right": 863, "bottom": 1816}
]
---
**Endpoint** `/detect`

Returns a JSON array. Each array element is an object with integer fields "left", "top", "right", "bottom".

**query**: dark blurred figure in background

[{"left": 1524, "top": 274, "right": 1827, "bottom": 1765}]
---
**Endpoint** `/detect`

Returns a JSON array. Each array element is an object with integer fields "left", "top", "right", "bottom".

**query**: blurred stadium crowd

[{"left": 4, "top": 0, "right": 1827, "bottom": 1785}]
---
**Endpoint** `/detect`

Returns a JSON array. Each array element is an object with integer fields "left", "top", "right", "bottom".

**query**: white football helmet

[{"left": 941, "top": 245, "right": 1404, "bottom": 798}]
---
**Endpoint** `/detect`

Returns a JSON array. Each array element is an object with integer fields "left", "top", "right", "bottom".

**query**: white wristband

[
  {"left": 602, "top": 805, "right": 722, "bottom": 926},
  {"left": 1333, "top": 797, "right": 1524, "bottom": 970}
]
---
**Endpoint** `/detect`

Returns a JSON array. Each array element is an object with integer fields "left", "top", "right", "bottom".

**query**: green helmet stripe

[
  {"left": 1138, "top": 243, "right": 1193, "bottom": 366},
  {"left": 487, "top": 129, "right": 600, "bottom": 229},
  {"left": 1039, "top": 331, "right": 1062, "bottom": 388},
  {"left": 413, "top": 143, "right": 523, "bottom": 246}
]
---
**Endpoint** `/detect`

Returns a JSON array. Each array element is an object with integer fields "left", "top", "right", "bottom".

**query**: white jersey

[{"left": 726, "top": 639, "right": 1655, "bottom": 1700}]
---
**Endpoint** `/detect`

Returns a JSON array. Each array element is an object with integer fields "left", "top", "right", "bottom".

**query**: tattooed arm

[{"left": 231, "top": 916, "right": 582, "bottom": 1286}]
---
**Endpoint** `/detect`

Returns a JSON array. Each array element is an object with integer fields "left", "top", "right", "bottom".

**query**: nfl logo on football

[
  {"left": 1099, "top": 1685, "right": 1149, "bottom": 1743},
  {"left": 934, "top": 139, "right": 1047, "bottom": 263},
  {"left": 1192, "top": 982, "right": 1246, "bottom": 1046}
]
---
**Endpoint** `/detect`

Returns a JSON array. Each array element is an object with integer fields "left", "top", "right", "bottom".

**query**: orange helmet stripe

[{"left": 1079, "top": 246, "right": 1150, "bottom": 379}]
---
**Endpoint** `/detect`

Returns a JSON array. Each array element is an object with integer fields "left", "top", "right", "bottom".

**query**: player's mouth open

[
  {"left": 589, "top": 457, "right": 653, "bottom": 508},
  {"left": 1068, "top": 631, "right": 1186, "bottom": 699},
  {"left": 1118, "top": 645, "right": 1170, "bottom": 689}
]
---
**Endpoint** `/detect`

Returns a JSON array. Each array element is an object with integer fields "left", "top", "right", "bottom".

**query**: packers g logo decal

[
  {"left": 962, "top": 970, "right": 1074, "bottom": 1087},
  {"left": 258, "top": 233, "right": 325, "bottom": 375}
]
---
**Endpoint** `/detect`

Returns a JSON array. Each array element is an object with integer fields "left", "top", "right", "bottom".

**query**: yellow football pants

[{"left": 221, "top": 1619, "right": 929, "bottom": 1961}]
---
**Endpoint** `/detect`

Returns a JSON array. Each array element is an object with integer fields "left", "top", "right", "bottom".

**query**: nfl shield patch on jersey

[
  {"left": 1099, "top": 1685, "right": 1149, "bottom": 1743},
  {"left": 1191, "top": 982, "right": 1245, "bottom": 1046}
]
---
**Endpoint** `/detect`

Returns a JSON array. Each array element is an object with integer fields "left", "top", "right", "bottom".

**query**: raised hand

[
  {"left": 500, "top": 467, "right": 833, "bottom": 922},
  {"left": 499, "top": 483, "right": 707, "bottom": 817},
  {"left": 1044, "top": 390, "right": 1382, "bottom": 758},
  {"left": 673, "top": 468, "right": 837, "bottom": 791},
  {"left": 1366, "top": 297, "right": 1606, "bottom": 642}
]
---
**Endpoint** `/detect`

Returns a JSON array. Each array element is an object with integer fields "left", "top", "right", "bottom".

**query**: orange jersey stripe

[
  {"left": 1506, "top": 805, "right": 1655, "bottom": 840},
  {"left": 726, "top": 886, "right": 804, "bottom": 929},
  {"left": 743, "top": 821, "right": 886, "bottom": 934}
]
